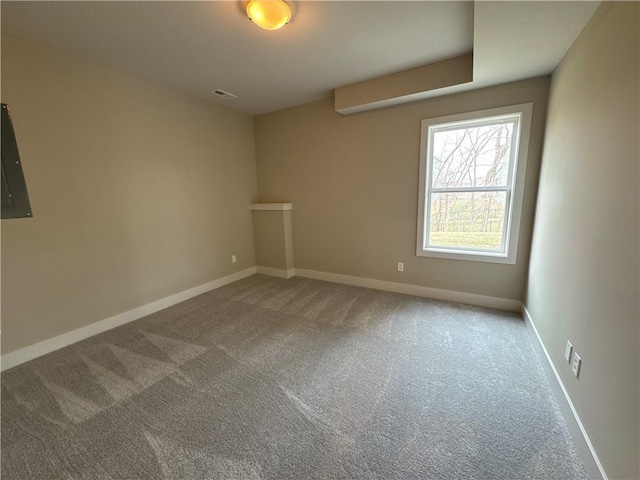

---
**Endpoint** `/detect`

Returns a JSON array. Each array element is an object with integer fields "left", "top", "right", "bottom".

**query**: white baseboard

[
  {"left": 256, "top": 266, "right": 295, "bottom": 279},
  {"left": 521, "top": 305, "right": 606, "bottom": 480},
  {"left": 0, "top": 267, "right": 257, "bottom": 372},
  {"left": 0, "top": 264, "right": 607, "bottom": 480},
  {"left": 294, "top": 268, "right": 521, "bottom": 311}
]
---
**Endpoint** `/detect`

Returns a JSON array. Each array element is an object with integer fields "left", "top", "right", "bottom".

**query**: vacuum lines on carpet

[{"left": 1, "top": 274, "right": 588, "bottom": 479}]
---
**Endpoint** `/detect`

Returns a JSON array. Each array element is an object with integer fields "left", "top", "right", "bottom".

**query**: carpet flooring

[{"left": 1, "top": 274, "right": 588, "bottom": 479}]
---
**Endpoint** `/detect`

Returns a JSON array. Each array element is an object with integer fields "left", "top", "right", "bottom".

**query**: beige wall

[
  {"left": 526, "top": 3, "right": 639, "bottom": 479},
  {"left": 255, "top": 77, "right": 550, "bottom": 301},
  {"left": 1, "top": 34, "right": 257, "bottom": 354},
  {"left": 334, "top": 53, "right": 473, "bottom": 114},
  {"left": 252, "top": 210, "right": 294, "bottom": 271}
]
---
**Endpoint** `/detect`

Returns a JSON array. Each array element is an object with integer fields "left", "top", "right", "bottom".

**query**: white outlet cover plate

[
  {"left": 572, "top": 352, "right": 581, "bottom": 377},
  {"left": 397, "top": 262, "right": 404, "bottom": 271},
  {"left": 564, "top": 341, "right": 573, "bottom": 363}
]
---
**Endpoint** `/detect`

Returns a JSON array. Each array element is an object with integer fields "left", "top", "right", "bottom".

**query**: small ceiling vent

[{"left": 213, "top": 89, "right": 237, "bottom": 100}]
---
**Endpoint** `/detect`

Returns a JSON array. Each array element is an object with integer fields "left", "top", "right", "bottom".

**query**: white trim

[
  {"left": 418, "top": 247, "right": 513, "bottom": 264},
  {"left": 416, "top": 103, "right": 533, "bottom": 265},
  {"left": 250, "top": 203, "right": 292, "bottom": 211},
  {"left": 521, "top": 304, "right": 607, "bottom": 480},
  {"left": 256, "top": 266, "right": 295, "bottom": 279},
  {"left": 294, "top": 268, "right": 520, "bottom": 311},
  {"left": 0, "top": 267, "right": 257, "bottom": 371},
  {"left": 0, "top": 264, "right": 605, "bottom": 479}
]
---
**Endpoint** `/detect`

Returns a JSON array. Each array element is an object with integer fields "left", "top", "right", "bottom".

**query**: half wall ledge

[{"left": 251, "top": 203, "right": 294, "bottom": 278}]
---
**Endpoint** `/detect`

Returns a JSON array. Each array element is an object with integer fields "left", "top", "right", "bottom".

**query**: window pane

[
  {"left": 428, "top": 191, "right": 507, "bottom": 251},
  {"left": 431, "top": 121, "right": 514, "bottom": 188}
]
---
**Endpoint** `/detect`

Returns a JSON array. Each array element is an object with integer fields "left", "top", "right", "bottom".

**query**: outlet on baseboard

[
  {"left": 231, "top": 255, "right": 237, "bottom": 264},
  {"left": 571, "top": 352, "right": 581, "bottom": 378},
  {"left": 397, "top": 262, "right": 404, "bottom": 272},
  {"left": 564, "top": 340, "right": 573, "bottom": 363}
]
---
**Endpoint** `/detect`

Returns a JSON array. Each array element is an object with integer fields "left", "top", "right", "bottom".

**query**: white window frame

[{"left": 416, "top": 103, "right": 533, "bottom": 264}]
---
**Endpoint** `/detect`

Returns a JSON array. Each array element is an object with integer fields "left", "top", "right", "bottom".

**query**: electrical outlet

[
  {"left": 397, "top": 262, "right": 404, "bottom": 272},
  {"left": 231, "top": 255, "right": 237, "bottom": 264},
  {"left": 565, "top": 341, "right": 573, "bottom": 363},
  {"left": 571, "top": 352, "right": 581, "bottom": 378}
]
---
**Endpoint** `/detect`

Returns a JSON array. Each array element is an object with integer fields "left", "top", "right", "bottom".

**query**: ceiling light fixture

[{"left": 246, "top": 0, "right": 291, "bottom": 31}]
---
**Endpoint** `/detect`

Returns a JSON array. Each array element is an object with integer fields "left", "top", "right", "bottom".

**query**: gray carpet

[{"left": 1, "top": 274, "right": 588, "bottom": 479}]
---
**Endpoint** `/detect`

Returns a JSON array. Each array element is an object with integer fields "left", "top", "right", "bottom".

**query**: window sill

[{"left": 416, "top": 248, "right": 516, "bottom": 264}]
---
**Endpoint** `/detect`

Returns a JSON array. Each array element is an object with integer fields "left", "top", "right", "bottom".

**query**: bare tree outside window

[
  {"left": 417, "top": 104, "right": 532, "bottom": 264},
  {"left": 428, "top": 121, "right": 514, "bottom": 250}
]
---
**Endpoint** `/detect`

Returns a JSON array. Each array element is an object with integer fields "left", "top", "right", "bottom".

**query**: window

[{"left": 416, "top": 103, "right": 532, "bottom": 264}]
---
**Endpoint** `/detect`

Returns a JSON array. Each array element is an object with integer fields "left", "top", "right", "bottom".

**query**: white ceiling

[
  {"left": 1, "top": 1, "right": 600, "bottom": 116},
  {"left": 473, "top": 1, "right": 600, "bottom": 87}
]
